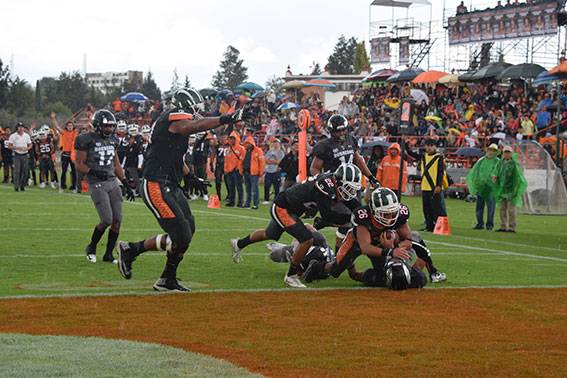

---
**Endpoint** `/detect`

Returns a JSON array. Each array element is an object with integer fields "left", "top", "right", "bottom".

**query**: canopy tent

[
  {"left": 496, "top": 63, "right": 546, "bottom": 80},
  {"left": 371, "top": 0, "right": 430, "bottom": 7}
]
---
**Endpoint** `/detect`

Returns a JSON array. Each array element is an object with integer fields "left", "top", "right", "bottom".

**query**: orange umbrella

[
  {"left": 412, "top": 70, "right": 449, "bottom": 84},
  {"left": 549, "top": 61, "right": 567, "bottom": 75}
]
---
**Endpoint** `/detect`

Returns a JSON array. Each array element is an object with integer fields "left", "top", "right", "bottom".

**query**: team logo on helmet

[
  {"left": 333, "top": 163, "right": 362, "bottom": 201},
  {"left": 327, "top": 114, "right": 349, "bottom": 142},
  {"left": 128, "top": 124, "right": 139, "bottom": 136},
  {"left": 91, "top": 110, "right": 117, "bottom": 137},
  {"left": 385, "top": 258, "right": 411, "bottom": 290},
  {"left": 116, "top": 120, "right": 127, "bottom": 134},
  {"left": 172, "top": 88, "right": 205, "bottom": 118},
  {"left": 370, "top": 187, "right": 401, "bottom": 227}
]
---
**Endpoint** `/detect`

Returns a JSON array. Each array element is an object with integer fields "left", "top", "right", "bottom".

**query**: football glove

[
  {"left": 219, "top": 107, "right": 253, "bottom": 125},
  {"left": 121, "top": 179, "right": 136, "bottom": 202},
  {"left": 367, "top": 175, "right": 381, "bottom": 188},
  {"left": 89, "top": 168, "right": 109, "bottom": 181}
]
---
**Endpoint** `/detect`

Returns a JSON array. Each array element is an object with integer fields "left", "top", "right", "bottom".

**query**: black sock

[
  {"left": 237, "top": 234, "right": 253, "bottom": 249},
  {"left": 131, "top": 241, "right": 147, "bottom": 256},
  {"left": 160, "top": 253, "right": 183, "bottom": 279},
  {"left": 89, "top": 227, "right": 105, "bottom": 248},
  {"left": 105, "top": 230, "right": 119, "bottom": 256},
  {"left": 287, "top": 263, "right": 299, "bottom": 276}
]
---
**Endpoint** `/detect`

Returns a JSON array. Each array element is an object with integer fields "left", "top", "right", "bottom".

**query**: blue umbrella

[
  {"left": 120, "top": 92, "right": 149, "bottom": 102},
  {"left": 455, "top": 147, "right": 484, "bottom": 157},
  {"left": 251, "top": 91, "right": 267, "bottom": 98},
  {"left": 215, "top": 89, "right": 234, "bottom": 100},
  {"left": 533, "top": 71, "right": 567, "bottom": 86},
  {"left": 277, "top": 102, "right": 299, "bottom": 110},
  {"left": 236, "top": 82, "right": 264, "bottom": 91}
]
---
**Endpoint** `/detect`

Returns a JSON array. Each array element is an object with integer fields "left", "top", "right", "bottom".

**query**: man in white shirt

[{"left": 8, "top": 122, "right": 32, "bottom": 191}]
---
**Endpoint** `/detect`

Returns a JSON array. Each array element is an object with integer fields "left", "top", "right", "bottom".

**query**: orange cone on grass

[
  {"left": 433, "top": 216, "right": 451, "bottom": 235},
  {"left": 207, "top": 194, "right": 221, "bottom": 208}
]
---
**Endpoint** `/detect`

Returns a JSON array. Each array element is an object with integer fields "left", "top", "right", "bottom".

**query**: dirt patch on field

[{"left": 1, "top": 288, "right": 566, "bottom": 377}]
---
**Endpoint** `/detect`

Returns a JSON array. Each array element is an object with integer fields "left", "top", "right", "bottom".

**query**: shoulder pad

[
  {"left": 315, "top": 173, "right": 337, "bottom": 200},
  {"left": 351, "top": 206, "right": 373, "bottom": 227}
]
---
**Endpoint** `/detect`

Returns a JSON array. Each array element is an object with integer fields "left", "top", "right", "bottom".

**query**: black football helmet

[
  {"left": 385, "top": 258, "right": 411, "bottom": 290},
  {"left": 172, "top": 87, "right": 205, "bottom": 119},
  {"left": 327, "top": 114, "right": 349, "bottom": 142},
  {"left": 92, "top": 110, "right": 116, "bottom": 138}
]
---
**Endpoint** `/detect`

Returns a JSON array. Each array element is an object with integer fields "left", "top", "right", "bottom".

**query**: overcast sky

[{"left": 2, "top": 0, "right": 450, "bottom": 91}]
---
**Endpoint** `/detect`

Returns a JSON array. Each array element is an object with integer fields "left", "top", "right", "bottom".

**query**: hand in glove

[
  {"left": 219, "top": 106, "right": 253, "bottom": 125},
  {"left": 121, "top": 179, "right": 136, "bottom": 202}
]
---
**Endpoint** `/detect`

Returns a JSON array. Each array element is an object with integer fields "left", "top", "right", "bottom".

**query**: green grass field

[{"left": 1, "top": 182, "right": 566, "bottom": 298}]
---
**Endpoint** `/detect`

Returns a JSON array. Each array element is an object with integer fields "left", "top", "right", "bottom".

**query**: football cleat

[
  {"left": 430, "top": 271, "right": 447, "bottom": 283},
  {"left": 50, "top": 182, "right": 56, "bottom": 189},
  {"left": 230, "top": 238, "right": 243, "bottom": 263},
  {"left": 153, "top": 278, "right": 191, "bottom": 292},
  {"left": 86, "top": 244, "right": 96, "bottom": 263},
  {"left": 284, "top": 273, "right": 306, "bottom": 288},
  {"left": 203, "top": 194, "right": 209, "bottom": 201},
  {"left": 39, "top": 182, "right": 46, "bottom": 188},
  {"left": 103, "top": 254, "right": 118, "bottom": 264},
  {"left": 266, "top": 242, "right": 285, "bottom": 252},
  {"left": 116, "top": 241, "right": 136, "bottom": 279}
]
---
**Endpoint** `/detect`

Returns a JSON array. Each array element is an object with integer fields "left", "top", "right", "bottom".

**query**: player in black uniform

[
  {"left": 303, "top": 187, "right": 447, "bottom": 288},
  {"left": 75, "top": 110, "right": 135, "bottom": 264},
  {"left": 192, "top": 131, "right": 210, "bottom": 201},
  {"left": 210, "top": 132, "right": 230, "bottom": 199},
  {"left": 115, "top": 87, "right": 250, "bottom": 292},
  {"left": 35, "top": 127, "right": 56, "bottom": 188},
  {"left": 1, "top": 127, "right": 14, "bottom": 183},
  {"left": 230, "top": 163, "right": 363, "bottom": 288},
  {"left": 115, "top": 121, "right": 130, "bottom": 167}
]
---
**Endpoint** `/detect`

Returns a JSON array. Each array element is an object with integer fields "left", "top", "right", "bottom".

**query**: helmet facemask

[
  {"left": 385, "top": 259, "right": 411, "bottom": 290},
  {"left": 173, "top": 88, "right": 205, "bottom": 119},
  {"left": 371, "top": 188, "right": 401, "bottom": 227},
  {"left": 334, "top": 163, "right": 362, "bottom": 201}
]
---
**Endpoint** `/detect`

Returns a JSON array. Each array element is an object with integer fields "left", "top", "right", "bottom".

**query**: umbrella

[
  {"left": 438, "top": 74, "right": 463, "bottom": 85},
  {"left": 199, "top": 88, "right": 217, "bottom": 97},
  {"left": 533, "top": 71, "right": 567, "bottom": 86},
  {"left": 215, "top": 89, "right": 233, "bottom": 100},
  {"left": 470, "top": 62, "right": 512, "bottom": 81},
  {"left": 455, "top": 147, "right": 484, "bottom": 157},
  {"left": 412, "top": 70, "right": 449, "bottom": 84},
  {"left": 364, "top": 69, "right": 398, "bottom": 82},
  {"left": 491, "top": 132, "right": 507, "bottom": 139},
  {"left": 236, "top": 82, "right": 264, "bottom": 91},
  {"left": 120, "top": 92, "right": 149, "bottom": 102},
  {"left": 425, "top": 116, "right": 441, "bottom": 122},
  {"left": 386, "top": 68, "right": 425, "bottom": 83},
  {"left": 549, "top": 61, "right": 567, "bottom": 75},
  {"left": 305, "top": 78, "right": 336, "bottom": 88},
  {"left": 251, "top": 91, "right": 267, "bottom": 98},
  {"left": 280, "top": 80, "right": 305, "bottom": 90},
  {"left": 458, "top": 70, "right": 477, "bottom": 82},
  {"left": 410, "top": 89, "right": 429, "bottom": 105},
  {"left": 496, "top": 63, "right": 546, "bottom": 80},
  {"left": 360, "top": 140, "right": 392, "bottom": 156},
  {"left": 277, "top": 102, "right": 300, "bottom": 110}
]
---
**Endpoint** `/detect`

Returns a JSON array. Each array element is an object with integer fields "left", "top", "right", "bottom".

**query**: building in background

[{"left": 85, "top": 71, "right": 143, "bottom": 94}]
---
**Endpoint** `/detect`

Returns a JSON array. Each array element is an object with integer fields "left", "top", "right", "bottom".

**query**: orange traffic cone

[
  {"left": 81, "top": 180, "right": 89, "bottom": 193},
  {"left": 207, "top": 194, "right": 221, "bottom": 209},
  {"left": 433, "top": 216, "right": 451, "bottom": 235}
]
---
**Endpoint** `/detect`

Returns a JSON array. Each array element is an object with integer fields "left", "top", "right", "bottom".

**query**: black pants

[
  {"left": 422, "top": 191, "right": 446, "bottom": 231},
  {"left": 60, "top": 153, "right": 77, "bottom": 189},
  {"left": 193, "top": 163, "right": 208, "bottom": 195},
  {"left": 214, "top": 165, "right": 227, "bottom": 197}
]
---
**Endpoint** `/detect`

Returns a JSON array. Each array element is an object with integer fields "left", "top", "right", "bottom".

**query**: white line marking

[
  {"left": 434, "top": 234, "right": 567, "bottom": 253},
  {"left": 0, "top": 228, "right": 256, "bottom": 232}
]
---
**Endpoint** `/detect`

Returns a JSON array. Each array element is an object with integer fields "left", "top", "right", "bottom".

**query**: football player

[
  {"left": 74, "top": 110, "right": 135, "bottom": 264},
  {"left": 115, "top": 120, "right": 130, "bottom": 167},
  {"left": 1, "top": 127, "right": 14, "bottom": 183},
  {"left": 230, "top": 163, "right": 363, "bottom": 288},
  {"left": 209, "top": 132, "right": 230, "bottom": 199},
  {"left": 303, "top": 187, "right": 446, "bottom": 287},
  {"left": 35, "top": 126, "right": 57, "bottom": 188},
  {"left": 191, "top": 130, "right": 211, "bottom": 201},
  {"left": 115, "top": 87, "right": 251, "bottom": 292},
  {"left": 124, "top": 127, "right": 143, "bottom": 197}
]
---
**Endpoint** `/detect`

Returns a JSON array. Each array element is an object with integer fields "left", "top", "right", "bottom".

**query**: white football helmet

[
  {"left": 128, "top": 124, "right": 139, "bottom": 136},
  {"left": 31, "top": 129, "right": 39, "bottom": 140},
  {"left": 40, "top": 124, "right": 50, "bottom": 134},
  {"left": 141, "top": 125, "right": 151, "bottom": 138},
  {"left": 116, "top": 120, "right": 127, "bottom": 133},
  {"left": 370, "top": 187, "right": 401, "bottom": 227},
  {"left": 333, "top": 163, "right": 362, "bottom": 201}
]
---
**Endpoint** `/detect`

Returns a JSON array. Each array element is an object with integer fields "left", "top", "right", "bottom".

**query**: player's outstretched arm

[{"left": 169, "top": 107, "right": 250, "bottom": 136}]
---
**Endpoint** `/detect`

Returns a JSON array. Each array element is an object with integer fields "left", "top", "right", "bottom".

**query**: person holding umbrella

[{"left": 466, "top": 144, "right": 500, "bottom": 230}]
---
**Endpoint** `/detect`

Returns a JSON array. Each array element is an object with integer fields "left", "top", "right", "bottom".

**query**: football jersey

[
  {"left": 215, "top": 141, "right": 230, "bottom": 167},
  {"left": 274, "top": 173, "right": 336, "bottom": 216},
  {"left": 351, "top": 204, "right": 410, "bottom": 246},
  {"left": 311, "top": 134, "right": 359, "bottom": 172},
  {"left": 192, "top": 136, "right": 210, "bottom": 165},
  {"left": 37, "top": 137, "right": 53, "bottom": 155},
  {"left": 1, "top": 135, "right": 11, "bottom": 154},
  {"left": 74, "top": 131, "right": 118, "bottom": 182},
  {"left": 142, "top": 109, "right": 190, "bottom": 184},
  {"left": 115, "top": 131, "right": 130, "bottom": 162}
]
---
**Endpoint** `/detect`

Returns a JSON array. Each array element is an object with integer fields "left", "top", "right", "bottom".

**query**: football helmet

[
  {"left": 116, "top": 120, "right": 127, "bottom": 134},
  {"left": 370, "top": 187, "right": 400, "bottom": 227},
  {"left": 141, "top": 125, "right": 151, "bottom": 138},
  {"left": 40, "top": 124, "right": 50, "bottom": 134},
  {"left": 333, "top": 163, "right": 362, "bottom": 201},
  {"left": 91, "top": 109, "right": 116, "bottom": 137},
  {"left": 38, "top": 129, "right": 48, "bottom": 140},
  {"left": 385, "top": 258, "right": 411, "bottom": 290},
  {"left": 31, "top": 129, "right": 39, "bottom": 140},
  {"left": 128, "top": 124, "right": 139, "bottom": 136},
  {"left": 327, "top": 114, "right": 349, "bottom": 143},
  {"left": 172, "top": 87, "right": 204, "bottom": 118}
]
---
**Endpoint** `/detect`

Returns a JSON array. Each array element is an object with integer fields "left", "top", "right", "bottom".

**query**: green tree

[
  {"left": 264, "top": 75, "right": 284, "bottom": 96},
  {"left": 122, "top": 80, "right": 139, "bottom": 94},
  {"left": 327, "top": 35, "right": 358, "bottom": 74},
  {"left": 142, "top": 70, "right": 161, "bottom": 100},
  {"left": 353, "top": 42, "right": 370, "bottom": 74},
  {"left": 310, "top": 62, "right": 322, "bottom": 75},
  {"left": 211, "top": 46, "right": 248, "bottom": 90},
  {"left": 0, "top": 59, "right": 11, "bottom": 108},
  {"left": 54, "top": 71, "right": 89, "bottom": 112},
  {"left": 35, "top": 80, "right": 42, "bottom": 112},
  {"left": 6, "top": 78, "right": 34, "bottom": 117}
]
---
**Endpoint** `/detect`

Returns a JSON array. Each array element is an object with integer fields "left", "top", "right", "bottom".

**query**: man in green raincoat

[
  {"left": 466, "top": 143, "right": 500, "bottom": 230},
  {"left": 491, "top": 145, "right": 528, "bottom": 233}
]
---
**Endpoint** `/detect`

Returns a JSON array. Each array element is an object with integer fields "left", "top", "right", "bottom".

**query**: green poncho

[
  {"left": 466, "top": 155, "right": 500, "bottom": 201},
  {"left": 492, "top": 157, "right": 528, "bottom": 207}
]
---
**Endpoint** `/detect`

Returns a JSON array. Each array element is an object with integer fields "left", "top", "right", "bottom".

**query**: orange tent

[
  {"left": 549, "top": 61, "right": 567, "bottom": 75},
  {"left": 412, "top": 70, "right": 449, "bottom": 84}
]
